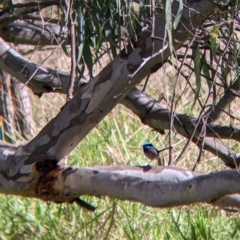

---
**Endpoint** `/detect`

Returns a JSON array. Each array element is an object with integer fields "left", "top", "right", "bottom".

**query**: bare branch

[
  {"left": 0, "top": 1, "right": 59, "bottom": 29},
  {"left": 13, "top": 0, "right": 219, "bottom": 161},
  {"left": 0, "top": 141, "right": 240, "bottom": 211},
  {"left": 54, "top": 167, "right": 240, "bottom": 209},
  {"left": 0, "top": 37, "right": 73, "bottom": 96},
  {"left": 208, "top": 76, "right": 240, "bottom": 122},
  {"left": 65, "top": 0, "right": 76, "bottom": 101},
  {"left": 122, "top": 88, "right": 240, "bottom": 167},
  {"left": 0, "top": 21, "right": 68, "bottom": 45}
]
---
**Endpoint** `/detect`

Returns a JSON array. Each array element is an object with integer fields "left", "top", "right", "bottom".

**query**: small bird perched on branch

[{"left": 142, "top": 142, "right": 171, "bottom": 166}]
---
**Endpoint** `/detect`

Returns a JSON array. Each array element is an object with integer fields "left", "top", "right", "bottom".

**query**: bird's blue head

[{"left": 142, "top": 142, "right": 154, "bottom": 151}]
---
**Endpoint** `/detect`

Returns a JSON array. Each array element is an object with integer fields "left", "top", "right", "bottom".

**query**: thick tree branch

[
  {"left": 2, "top": 44, "right": 240, "bottom": 145},
  {"left": 208, "top": 76, "right": 240, "bottom": 122},
  {"left": 0, "top": 140, "right": 239, "bottom": 211},
  {"left": 0, "top": 21, "right": 68, "bottom": 45},
  {"left": 0, "top": 37, "right": 76, "bottom": 96},
  {"left": 19, "top": 0, "right": 218, "bottom": 161},
  {"left": 0, "top": 1, "right": 59, "bottom": 29},
  {"left": 0, "top": 3, "right": 239, "bottom": 164},
  {"left": 1, "top": 0, "right": 238, "bottom": 210},
  {"left": 122, "top": 88, "right": 240, "bottom": 167},
  {"left": 54, "top": 167, "right": 240, "bottom": 209}
]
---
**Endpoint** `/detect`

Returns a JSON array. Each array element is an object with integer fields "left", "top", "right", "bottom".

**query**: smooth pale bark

[
  {"left": 0, "top": 38, "right": 72, "bottom": 96},
  {"left": 53, "top": 167, "right": 240, "bottom": 208},
  {"left": 0, "top": 145, "right": 239, "bottom": 210},
  {"left": 1, "top": 0, "right": 238, "bottom": 211},
  {"left": 23, "top": 0, "right": 218, "bottom": 160},
  {"left": 0, "top": 39, "right": 239, "bottom": 165}
]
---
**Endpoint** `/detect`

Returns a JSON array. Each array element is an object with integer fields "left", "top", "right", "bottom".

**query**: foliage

[
  {"left": 0, "top": 106, "right": 240, "bottom": 239},
  {"left": 60, "top": 0, "right": 151, "bottom": 78},
  {"left": 0, "top": 0, "right": 240, "bottom": 239}
]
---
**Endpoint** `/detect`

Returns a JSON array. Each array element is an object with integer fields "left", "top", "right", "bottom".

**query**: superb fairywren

[{"left": 142, "top": 142, "right": 171, "bottom": 166}]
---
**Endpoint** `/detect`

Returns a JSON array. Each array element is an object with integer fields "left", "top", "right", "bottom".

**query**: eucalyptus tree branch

[
  {"left": 53, "top": 167, "right": 240, "bottom": 210},
  {"left": 0, "top": 37, "right": 75, "bottom": 96},
  {"left": 121, "top": 88, "right": 240, "bottom": 168},
  {"left": 1, "top": 141, "right": 240, "bottom": 210},
  {"left": 2, "top": 36, "right": 238, "bottom": 164},
  {"left": 0, "top": 1, "right": 59, "bottom": 29},
  {"left": 20, "top": 0, "right": 222, "bottom": 161},
  {"left": 208, "top": 76, "right": 240, "bottom": 122},
  {"left": 0, "top": 0, "right": 237, "bottom": 210},
  {"left": 0, "top": 21, "right": 68, "bottom": 45},
  {"left": 1, "top": 140, "right": 240, "bottom": 211}
]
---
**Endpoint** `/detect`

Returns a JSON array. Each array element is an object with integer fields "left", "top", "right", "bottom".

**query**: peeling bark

[
  {"left": 0, "top": 0, "right": 238, "bottom": 211},
  {"left": 1, "top": 147, "right": 240, "bottom": 210},
  {"left": 3, "top": 0, "right": 222, "bottom": 159}
]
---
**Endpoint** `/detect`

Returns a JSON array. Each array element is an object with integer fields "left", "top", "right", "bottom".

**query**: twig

[
  {"left": 192, "top": 117, "right": 207, "bottom": 171},
  {"left": 65, "top": 0, "right": 76, "bottom": 101},
  {"left": 142, "top": 74, "right": 150, "bottom": 93},
  {"left": 168, "top": 39, "right": 195, "bottom": 165}
]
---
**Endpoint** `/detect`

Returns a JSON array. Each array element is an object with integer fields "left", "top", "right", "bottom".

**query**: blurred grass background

[{"left": 0, "top": 46, "right": 240, "bottom": 239}]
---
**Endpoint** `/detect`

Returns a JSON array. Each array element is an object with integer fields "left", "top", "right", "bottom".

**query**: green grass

[
  {"left": 0, "top": 103, "right": 240, "bottom": 239},
  {"left": 0, "top": 195, "right": 240, "bottom": 239}
]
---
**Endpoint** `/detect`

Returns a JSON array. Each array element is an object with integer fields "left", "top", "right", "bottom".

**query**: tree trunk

[{"left": 0, "top": 72, "right": 36, "bottom": 141}]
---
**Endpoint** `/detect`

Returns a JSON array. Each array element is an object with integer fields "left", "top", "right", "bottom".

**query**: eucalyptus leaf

[{"left": 173, "top": 0, "right": 183, "bottom": 29}]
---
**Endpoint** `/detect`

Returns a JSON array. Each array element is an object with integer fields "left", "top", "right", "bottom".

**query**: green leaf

[
  {"left": 91, "top": 15, "right": 103, "bottom": 50},
  {"left": 210, "top": 26, "right": 219, "bottom": 62},
  {"left": 165, "top": 0, "right": 172, "bottom": 32},
  {"left": 173, "top": 0, "right": 183, "bottom": 29},
  {"left": 83, "top": 43, "right": 93, "bottom": 78},
  {"left": 202, "top": 59, "right": 211, "bottom": 89},
  {"left": 77, "top": 8, "right": 85, "bottom": 63},
  {"left": 61, "top": 41, "right": 70, "bottom": 56}
]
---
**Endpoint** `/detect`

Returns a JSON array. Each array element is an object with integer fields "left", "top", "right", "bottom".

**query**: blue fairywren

[{"left": 142, "top": 142, "right": 171, "bottom": 166}]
